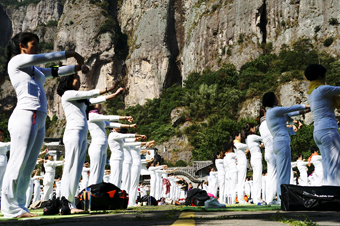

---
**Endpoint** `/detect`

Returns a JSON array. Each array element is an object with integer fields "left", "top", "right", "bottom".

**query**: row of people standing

[{"left": 0, "top": 31, "right": 156, "bottom": 217}]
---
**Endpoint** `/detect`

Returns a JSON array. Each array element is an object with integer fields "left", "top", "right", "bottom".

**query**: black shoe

[
  {"left": 43, "top": 197, "right": 60, "bottom": 215},
  {"left": 60, "top": 196, "right": 71, "bottom": 215}
]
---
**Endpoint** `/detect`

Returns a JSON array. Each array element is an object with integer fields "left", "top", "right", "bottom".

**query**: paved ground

[{"left": 1, "top": 205, "right": 340, "bottom": 226}]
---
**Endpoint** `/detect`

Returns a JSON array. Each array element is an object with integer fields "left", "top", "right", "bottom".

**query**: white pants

[
  {"left": 61, "top": 129, "right": 88, "bottom": 208},
  {"left": 251, "top": 157, "right": 262, "bottom": 204},
  {"left": 150, "top": 176, "right": 156, "bottom": 198},
  {"left": 273, "top": 140, "right": 291, "bottom": 200},
  {"left": 25, "top": 179, "right": 34, "bottom": 208},
  {"left": 265, "top": 150, "right": 277, "bottom": 203},
  {"left": 155, "top": 175, "right": 161, "bottom": 200},
  {"left": 314, "top": 129, "right": 340, "bottom": 185},
  {"left": 43, "top": 173, "right": 54, "bottom": 201},
  {"left": 32, "top": 182, "right": 41, "bottom": 203},
  {"left": 237, "top": 164, "right": 247, "bottom": 203},
  {"left": 121, "top": 162, "right": 132, "bottom": 192},
  {"left": 314, "top": 170, "right": 324, "bottom": 186},
  {"left": 109, "top": 159, "right": 123, "bottom": 188},
  {"left": 218, "top": 173, "right": 225, "bottom": 203},
  {"left": 88, "top": 140, "right": 108, "bottom": 186},
  {"left": 0, "top": 164, "right": 7, "bottom": 197},
  {"left": 1, "top": 109, "right": 46, "bottom": 218},
  {"left": 128, "top": 164, "right": 141, "bottom": 207},
  {"left": 226, "top": 170, "right": 237, "bottom": 204}
]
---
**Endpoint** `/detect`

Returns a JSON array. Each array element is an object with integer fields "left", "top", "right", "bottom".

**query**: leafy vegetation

[
  {"left": 104, "top": 38, "right": 339, "bottom": 162},
  {"left": 323, "top": 37, "right": 334, "bottom": 47}
]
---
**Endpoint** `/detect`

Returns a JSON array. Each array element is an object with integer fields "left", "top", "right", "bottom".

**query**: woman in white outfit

[
  {"left": 42, "top": 153, "right": 64, "bottom": 201},
  {"left": 121, "top": 138, "right": 152, "bottom": 192},
  {"left": 214, "top": 151, "right": 225, "bottom": 204},
  {"left": 296, "top": 155, "right": 308, "bottom": 186},
  {"left": 310, "top": 147, "right": 323, "bottom": 186},
  {"left": 223, "top": 141, "right": 238, "bottom": 204},
  {"left": 258, "top": 108, "right": 278, "bottom": 204},
  {"left": 81, "top": 162, "right": 90, "bottom": 191},
  {"left": 231, "top": 131, "right": 249, "bottom": 204},
  {"left": 207, "top": 167, "right": 218, "bottom": 198},
  {"left": 147, "top": 161, "right": 166, "bottom": 198},
  {"left": 128, "top": 146, "right": 150, "bottom": 207},
  {"left": 242, "top": 123, "right": 263, "bottom": 205},
  {"left": 57, "top": 73, "right": 115, "bottom": 213},
  {"left": 108, "top": 128, "right": 145, "bottom": 188},
  {"left": 262, "top": 92, "right": 310, "bottom": 199},
  {"left": 0, "top": 130, "right": 10, "bottom": 197},
  {"left": 2, "top": 32, "right": 87, "bottom": 218},
  {"left": 32, "top": 170, "right": 43, "bottom": 204},
  {"left": 305, "top": 64, "right": 340, "bottom": 185},
  {"left": 87, "top": 96, "right": 133, "bottom": 186}
]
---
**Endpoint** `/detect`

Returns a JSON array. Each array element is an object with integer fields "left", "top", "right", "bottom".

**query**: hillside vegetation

[{"left": 105, "top": 39, "right": 340, "bottom": 162}]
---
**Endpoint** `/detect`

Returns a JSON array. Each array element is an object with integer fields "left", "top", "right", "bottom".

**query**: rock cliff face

[
  {"left": 1, "top": 0, "right": 340, "bottom": 147},
  {"left": 238, "top": 80, "right": 314, "bottom": 125}
]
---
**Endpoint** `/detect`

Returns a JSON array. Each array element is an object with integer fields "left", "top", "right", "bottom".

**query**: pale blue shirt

[{"left": 308, "top": 85, "right": 340, "bottom": 132}]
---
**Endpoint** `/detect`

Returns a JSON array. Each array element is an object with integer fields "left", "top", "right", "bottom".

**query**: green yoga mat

[{"left": 182, "top": 205, "right": 281, "bottom": 212}]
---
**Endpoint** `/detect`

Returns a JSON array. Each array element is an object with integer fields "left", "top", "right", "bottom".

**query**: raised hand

[
  {"left": 126, "top": 116, "right": 133, "bottom": 123},
  {"left": 81, "top": 64, "right": 89, "bottom": 74}
]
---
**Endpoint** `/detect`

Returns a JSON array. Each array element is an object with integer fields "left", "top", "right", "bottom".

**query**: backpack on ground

[
  {"left": 185, "top": 188, "right": 210, "bottom": 206},
  {"left": 75, "top": 182, "right": 129, "bottom": 210}
]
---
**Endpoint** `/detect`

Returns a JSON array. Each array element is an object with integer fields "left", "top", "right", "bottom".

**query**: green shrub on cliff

[{"left": 106, "top": 38, "right": 338, "bottom": 161}]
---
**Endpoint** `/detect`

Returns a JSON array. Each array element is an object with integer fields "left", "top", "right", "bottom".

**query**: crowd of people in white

[{"left": 1, "top": 32, "right": 340, "bottom": 218}]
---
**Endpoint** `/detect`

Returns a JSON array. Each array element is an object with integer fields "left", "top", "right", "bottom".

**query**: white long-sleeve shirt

[
  {"left": 8, "top": 52, "right": 75, "bottom": 113},
  {"left": 266, "top": 105, "right": 306, "bottom": 141},
  {"left": 108, "top": 132, "right": 136, "bottom": 160},
  {"left": 311, "top": 155, "right": 323, "bottom": 172},
  {"left": 0, "top": 142, "right": 10, "bottom": 166},
  {"left": 215, "top": 159, "right": 225, "bottom": 175},
  {"left": 224, "top": 152, "right": 237, "bottom": 173},
  {"left": 246, "top": 135, "right": 262, "bottom": 159},
  {"left": 308, "top": 85, "right": 340, "bottom": 132},
  {"left": 259, "top": 119, "right": 273, "bottom": 148},
  {"left": 44, "top": 160, "right": 64, "bottom": 174},
  {"left": 62, "top": 90, "right": 105, "bottom": 131},
  {"left": 234, "top": 142, "right": 248, "bottom": 165},
  {"left": 88, "top": 112, "right": 121, "bottom": 145}
]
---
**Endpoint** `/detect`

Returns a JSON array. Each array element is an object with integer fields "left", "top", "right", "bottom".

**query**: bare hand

[
  {"left": 126, "top": 116, "right": 133, "bottom": 123},
  {"left": 81, "top": 64, "right": 89, "bottom": 74},
  {"left": 130, "top": 124, "right": 137, "bottom": 129},
  {"left": 140, "top": 135, "right": 147, "bottom": 140},
  {"left": 260, "top": 143, "right": 264, "bottom": 148},
  {"left": 115, "top": 87, "right": 124, "bottom": 95},
  {"left": 245, "top": 149, "right": 250, "bottom": 154}
]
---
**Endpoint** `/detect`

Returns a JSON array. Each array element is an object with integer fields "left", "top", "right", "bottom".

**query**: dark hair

[
  {"left": 223, "top": 139, "right": 235, "bottom": 152},
  {"left": 304, "top": 64, "right": 326, "bottom": 81},
  {"left": 241, "top": 123, "right": 255, "bottom": 140},
  {"left": 4, "top": 32, "right": 39, "bottom": 75},
  {"left": 57, "top": 74, "right": 75, "bottom": 97},
  {"left": 256, "top": 108, "right": 266, "bottom": 124},
  {"left": 310, "top": 145, "right": 319, "bottom": 154},
  {"left": 146, "top": 162, "right": 152, "bottom": 169},
  {"left": 120, "top": 128, "right": 128, "bottom": 134},
  {"left": 295, "top": 154, "right": 301, "bottom": 161},
  {"left": 212, "top": 151, "right": 220, "bottom": 163},
  {"left": 230, "top": 131, "right": 240, "bottom": 142},
  {"left": 262, "top": 92, "right": 276, "bottom": 108}
]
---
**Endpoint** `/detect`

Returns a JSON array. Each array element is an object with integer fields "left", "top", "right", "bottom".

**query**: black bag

[
  {"left": 137, "top": 195, "right": 158, "bottom": 206},
  {"left": 281, "top": 184, "right": 340, "bottom": 211},
  {"left": 76, "top": 182, "right": 129, "bottom": 210},
  {"left": 185, "top": 188, "right": 209, "bottom": 206}
]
